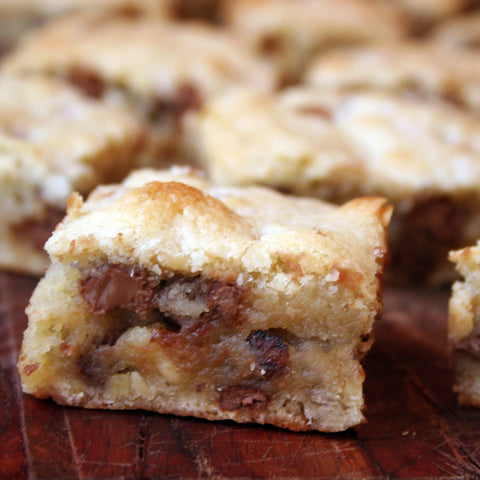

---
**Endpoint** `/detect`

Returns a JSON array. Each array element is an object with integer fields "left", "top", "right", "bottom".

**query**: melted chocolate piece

[
  {"left": 78, "top": 263, "right": 246, "bottom": 384},
  {"left": 259, "top": 34, "right": 283, "bottom": 54},
  {"left": 80, "top": 265, "right": 159, "bottom": 319},
  {"left": 67, "top": 67, "right": 105, "bottom": 99},
  {"left": 77, "top": 350, "right": 109, "bottom": 386},
  {"left": 247, "top": 329, "right": 290, "bottom": 379},
  {"left": 206, "top": 283, "right": 241, "bottom": 328},
  {"left": 150, "top": 84, "right": 203, "bottom": 122}
]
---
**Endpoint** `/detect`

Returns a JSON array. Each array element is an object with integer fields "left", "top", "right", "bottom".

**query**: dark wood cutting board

[{"left": 1, "top": 271, "right": 480, "bottom": 480}]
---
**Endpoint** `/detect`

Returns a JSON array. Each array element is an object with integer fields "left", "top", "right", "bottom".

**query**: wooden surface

[{"left": 1, "top": 272, "right": 480, "bottom": 480}]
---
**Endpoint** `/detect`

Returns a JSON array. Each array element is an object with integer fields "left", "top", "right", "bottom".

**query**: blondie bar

[
  {"left": 0, "top": 73, "right": 145, "bottom": 275},
  {"left": 4, "top": 12, "right": 277, "bottom": 164},
  {"left": 187, "top": 87, "right": 480, "bottom": 283},
  {"left": 18, "top": 167, "right": 391, "bottom": 431}
]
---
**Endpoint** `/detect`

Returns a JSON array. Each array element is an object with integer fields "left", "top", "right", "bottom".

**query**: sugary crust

[
  {"left": 304, "top": 41, "right": 480, "bottom": 113},
  {"left": 48, "top": 167, "right": 391, "bottom": 289},
  {"left": 449, "top": 243, "right": 480, "bottom": 406},
  {"left": 222, "top": 0, "right": 407, "bottom": 82},
  {"left": 0, "top": 73, "right": 146, "bottom": 274},
  {"left": 4, "top": 13, "right": 277, "bottom": 101},
  {"left": 19, "top": 167, "right": 391, "bottom": 432}
]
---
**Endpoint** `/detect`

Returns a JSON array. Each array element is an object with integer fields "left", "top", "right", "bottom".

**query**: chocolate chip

[
  {"left": 67, "top": 67, "right": 105, "bottom": 99},
  {"left": 77, "top": 350, "right": 108, "bottom": 386},
  {"left": 392, "top": 195, "right": 469, "bottom": 282},
  {"left": 247, "top": 329, "right": 290, "bottom": 379}
]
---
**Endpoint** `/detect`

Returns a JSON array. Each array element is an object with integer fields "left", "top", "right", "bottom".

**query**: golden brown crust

[
  {"left": 187, "top": 87, "right": 480, "bottom": 283},
  {"left": 4, "top": 13, "right": 277, "bottom": 101}
]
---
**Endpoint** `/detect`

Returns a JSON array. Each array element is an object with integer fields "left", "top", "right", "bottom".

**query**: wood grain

[{"left": 1, "top": 272, "right": 480, "bottom": 480}]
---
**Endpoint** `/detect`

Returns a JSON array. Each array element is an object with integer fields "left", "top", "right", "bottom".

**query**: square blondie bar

[
  {"left": 187, "top": 87, "right": 480, "bottom": 283},
  {"left": 222, "top": 0, "right": 407, "bottom": 84},
  {"left": 0, "top": 73, "right": 145, "bottom": 275},
  {"left": 4, "top": 11, "right": 277, "bottom": 164},
  {"left": 430, "top": 11, "right": 480, "bottom": 50},
  {"left": 18, "top": 167, "right": 391, "bottom": 432}
]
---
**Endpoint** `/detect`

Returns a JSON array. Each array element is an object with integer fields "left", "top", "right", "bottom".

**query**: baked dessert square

[
  {"left": 18, "top": 167, "right": 391, "bottom": 432},
  {"left": 221, "top": 0, "right": 408, "bottom": 84},
  {"left": 171, "top": 0, "right": 222, "bottom": 20},
  {"left": 186, "top": 87, "right": 480, "bottom": 283},
  {"left": 3, "top": 12, "right": 277, "bottom": 164},
  {"left": 304, "top": 41, "right": 480, "bottom": 114},
  {"left": 0, "top": 73, "right": 146, "bottom": 275},
  {"left": 449, "top": 243, "right": 480, "bottom": 407}
]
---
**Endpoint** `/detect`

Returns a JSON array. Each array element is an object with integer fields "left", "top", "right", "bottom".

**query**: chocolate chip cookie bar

[
  {"left": 222, "top": 0, "right": 407, "bottom": 84},
  {"left": 304, "top": 41, "right": 480, "bottom": 113},
  {"left": 449, "top": 243, "right": 480, "bottom": 407},
  {"left": 0, "top": 73, "right": 146, "bottom": 275},
  {"left": 18, "top": 167, "right": 391, "bottom": 432},
  {"left": 187, "top": 87, "right": 480, "bottom": 283},
  {"left": 4, "top": 12, "right": 277, "bottom": 164}
]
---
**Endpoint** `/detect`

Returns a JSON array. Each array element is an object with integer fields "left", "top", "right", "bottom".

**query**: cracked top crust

[
  {"left": 4, "top": 12, "right": 277, "bottom": 100},
  {"left": 47, "top": 167, "right": 391, "bottom": 300},
  {"left": 304, "top": 41, "right": 480, "bottom": 113},
  {"left": 188, "top": 87, "right": 480, "bottom": 206}
]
